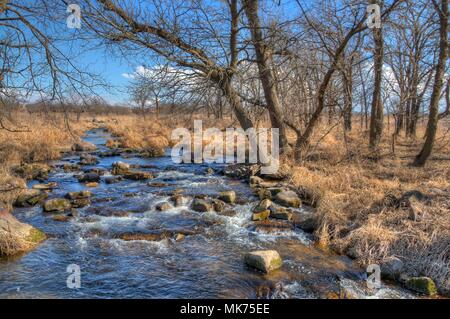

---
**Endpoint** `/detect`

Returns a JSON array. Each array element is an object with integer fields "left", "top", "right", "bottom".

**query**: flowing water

[{"left": 0, "top": 129, "right": 415, "bottom": 299}]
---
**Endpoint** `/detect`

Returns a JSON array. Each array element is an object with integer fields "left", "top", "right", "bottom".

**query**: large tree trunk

[
  {"left": 243, "top": 0, "right": 290, "bottom": 153},
  {"left": 369, "top": 0, "right": 384, "bottom": 151},
  {"left": 414, "top": 0, "right": 448, "bottom": 166}
]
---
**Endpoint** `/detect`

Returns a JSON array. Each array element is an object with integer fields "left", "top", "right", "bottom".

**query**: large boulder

[
  {"left": 112, "top": 161, "right": 130, "bottom": 175},
  {"left": 274, "top": 190, "right": 301, "bottom": 208},
  {"left": 244, "top": 250, "right": 283, "bottom": 273},
  {"left": 218, "top": 191, "right": 236, "bottom": 204},
  {"left": 72, "top": 141, "right": 97, "bottom": 152},
  {"left": 380, "top": 256, "right": 404, "bottom": 280},
  {"left": 191, "top": 198, "right": 212, "bottom": 212},
  {"left": 0, "top": 208, "right": 46, "bottom": 256},
  {"left": 43, "top": 198, "right": 71, "bottom": 213},
  {"left": 14, "top": 189, "right": 48, "bottom": 207}
]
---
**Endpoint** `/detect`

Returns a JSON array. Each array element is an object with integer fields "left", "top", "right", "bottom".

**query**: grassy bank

[{"left": 285, "top": 121, "right": 449, "bottom": 294}]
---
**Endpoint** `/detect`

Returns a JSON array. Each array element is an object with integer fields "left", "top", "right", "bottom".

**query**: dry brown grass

[
  {"left": 0, "top": 112, "right": 93, "bottom": 208},
  {"left": 103, "top": 115, "right": 171, "bottom": 150},
  {"left": 286, "top": 117, "right": 450, "bottom": 294}
]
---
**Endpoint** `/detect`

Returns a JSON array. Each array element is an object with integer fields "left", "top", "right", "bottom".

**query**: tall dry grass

[{"left": 285, "top": 117, "right": 450, "bottom": 294}]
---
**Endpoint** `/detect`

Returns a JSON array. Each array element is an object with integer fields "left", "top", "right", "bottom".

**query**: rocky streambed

[{"left": 0, "top": 128, "right": 421, "bottom": 299}]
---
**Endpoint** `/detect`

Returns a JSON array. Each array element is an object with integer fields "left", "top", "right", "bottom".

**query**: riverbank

[{"left": 1, "top": 113, "right": 448, "bottom": 297}]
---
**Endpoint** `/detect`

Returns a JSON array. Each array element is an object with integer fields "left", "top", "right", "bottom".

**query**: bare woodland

[{"left": 0, "top": 0, "right": 449, "bottom": 297}]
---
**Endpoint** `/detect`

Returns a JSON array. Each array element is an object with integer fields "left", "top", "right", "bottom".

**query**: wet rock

[
  {"left": 123, "top": 171, "right": 154, "bottom": 181},
  {"left": 138, "top": 148, "right": 165, "bottom": 158},
  {"left": 254, "top": 199, "right": 272, "bottom": 213},
  {"left": 84, "top": 168, "right": 106, "bottom": 176},
  {"left": 257, "top": 188, "right": 272, "bottom": 200},
  {"left": 112, "top": 161, "right": 130, "bottom": 175},
  {"left": 43, "top": 198, "right": 71, "bottom": 213},
  {"left": 269, "top": 206, "right": 293, "bottom": 221},
  {"left": 156, "top": 202, "right": 173, "bottom": 211},
  {"left": 14, "top": 189, "right": 48, "bottom": 207},
  {"left": 105, "top": 176, "right": 123, "bottom": 184},
  {"left": 191, "top": 198, "right": 212, "bottom": 212},
  {"left": 250, "top": 220, "right": 295, "bottom": 233},
  {"left": 244, "top": 250, "right": 283, "bottom": 273},
  {"left": 12, "top": 163, "right": 50, "bottom": 181},
  {"left": 70, "top": 198, "right": 91, "bottom": 208},
  {"left": 274, "top": 191, "right": 301, "bottom": 208},
  {"left": 250, "top": 176, "right": 264, "bottom": 187},
  {"left": 68, "top": 209, "right": 79, "bottom": 217},
  {"left": 171, "top": 194, "right": 185, "bottom": 207},
  {"left": 212, "top": 199, "right": 225, "bottom": 213},
  {"left": 223, "top": 164, "right": 260, "bottom": 179},
  {"left": 63, "top": 163, "right": 81, "bottom": 172},
  {"left": 99, "top": 150, "right": 122, "bottom": 157},
  {"left": 218, "top": 209, "right": 237, "bottom": 217},
  {"left": 0, "top": 208, "right": 46, "bottom": 256},
  {"left": 205, "top": 167, "right": 214, "bottom": 175},
  {"left": 406, "top": 277, "right": 437, "bottom": 296},
  {"left": 72, "top": 141, "right": 96, "bottom": 152},
  {"left": 66, "top": 191, "right": 92, "bottom": 200},
  {"left": 252, "top": 210, "right": 270, "bottom": 221},
  {"left": 79, "top": 154, "right": 99, "bottom": 165},
  {"left": 117, "top": 230, "right": 179, "bottom": 242},
  {"left": 117, "top": 232, "right": 164, "bottom": 241},
  {"left": 292, "top": 215, "right": 317, "bottom": 233},
  {"left": 52, "top": 214, "right": 72, "bottom": 222},
  {"left": 218, "top": 191, "right": 236, "bottom": 204},
  {"left": 267, "top": 187, "right": 284, "bottom": 197},
  {"left": 175, "top": 233, "right": 185, "bottom": 242},
  {"left": 77, "top": 173, "right": 100, "bottom": 183},
  {"left": 85, "top": 182, "right": 99, "bottom": 188},
  {"left": 32, "top": 182, "right": 58, "bottom": 191},
  {"left": 380, "top": 256, "right": 404, "bottom": 280},
  {"left": 256, "top": 282, "right": 284, "bottom": 299},
  {"left": 148, "top": 182, "right": 169, "bottom": 188}
]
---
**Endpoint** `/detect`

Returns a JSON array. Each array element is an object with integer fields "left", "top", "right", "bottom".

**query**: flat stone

[
  {"left": 66, "top": 191, "right": 91, "bottom": 200},
  {"left": 43, "top": 198, "right": 71, "bottom": 213},
  {"left": 244, "top": 250, "right": 283, "bottom": 273},
  {"left": 123, "top": 171, "right": 154, "bottom": 181},
  {"left": 274, "top": 190, "right": 301, "bottom": 208},
  {"left": 269, "top": 206, "right": 293, "bottom": 221},
  {"left": 32, "top": 182, "right": 58, "bottom": 190}
]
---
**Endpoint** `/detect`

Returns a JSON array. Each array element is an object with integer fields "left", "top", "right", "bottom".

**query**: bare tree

[{"left": 414, "top": 0, "right": 448, "bottom": 166}]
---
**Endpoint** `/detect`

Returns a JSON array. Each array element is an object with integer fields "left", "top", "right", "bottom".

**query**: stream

[{"left": 0, "top": 128, "right": 416, "bottom": 299}]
